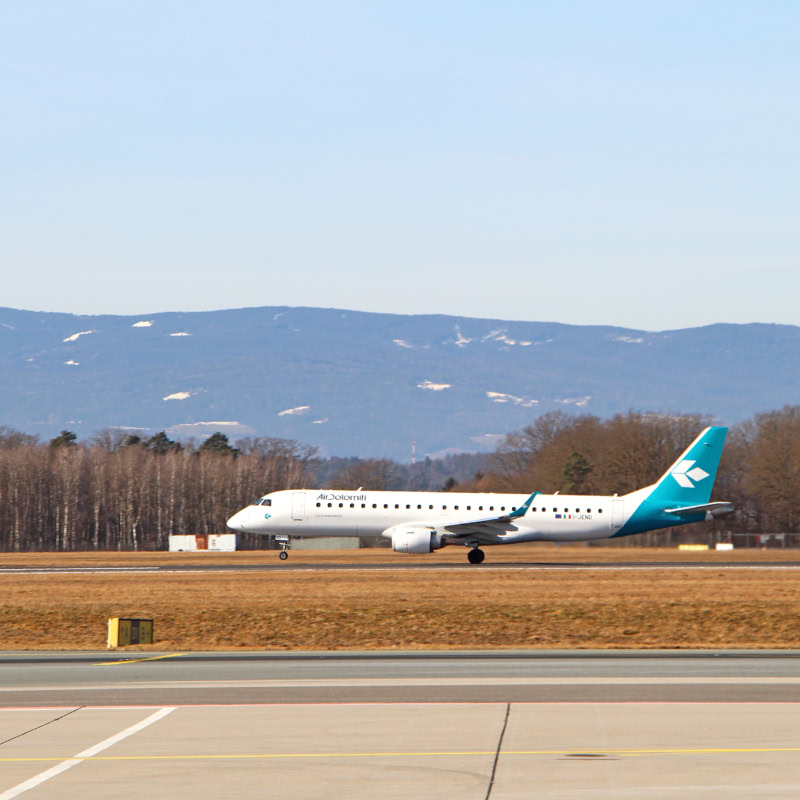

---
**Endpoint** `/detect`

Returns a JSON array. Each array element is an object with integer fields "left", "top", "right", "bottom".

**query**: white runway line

[
  {"left": 3, "top": 565, "right": 800, "bottom": 576},
  {"left": 0, "top": 706, "right": 175, "bottom": 799}
]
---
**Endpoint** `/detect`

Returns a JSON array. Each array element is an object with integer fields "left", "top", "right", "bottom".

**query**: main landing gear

[{"left": 467, "top": 547, "right": 485, "bottom": 565}]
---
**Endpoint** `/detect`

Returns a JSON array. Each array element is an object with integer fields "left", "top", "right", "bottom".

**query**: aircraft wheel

[
  {"left": 467, "top": 548, "right": 485, "bottom": 565},
  {"left": 279, "top": 550, "right": 289, "bottom": 561}
]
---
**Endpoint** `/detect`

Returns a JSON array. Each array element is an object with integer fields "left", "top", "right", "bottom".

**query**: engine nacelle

[{"left": 390, "top": 527, "right": 445, "bottom": 554}]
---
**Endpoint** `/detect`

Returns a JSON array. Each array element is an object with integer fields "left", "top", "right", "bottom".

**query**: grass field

[{"left": 2, "top": 546, "right": 799, "bottom": 651}]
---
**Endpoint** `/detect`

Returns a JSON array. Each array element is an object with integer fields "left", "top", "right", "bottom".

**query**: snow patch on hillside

[
  {"left": 168, "top": 421, "right": 253, "bottom": 435},
  {"left": 132, "top": 320, "right": 153, "bottom": 328},
  {"left": 470, "top": 433, "right": 505, "bottom": 447},
  {"left": 486, "top": 391, "right": 537, "bottom": 407},
  {"left": 614, "top": 336, "right": 644, "bottom": 343},
  {"left": 556, "top": 396, "right": 592, "bottom": 407},
  {"left": 453, "top": 325, "right": 473, "bottom": 347},
  {"left": 163, "top": 391, "right": 192, "bottom": 401},
  {"left": 312, "top": 418, "right": 329, "bottom": 424},
  {"left": 64, "top": 360, "right": 79, "bottom": 366},
  {"left": 278, "top": 405, "right": 310, "bottom": 416},
  {"left": 170, "top": 332, "right": 191, "bottom": 337},
  {"left": 63, "top": 330, "right": 96, "bottom": 342},
  {"left": 417, "top": 380, "right": 451, "bottom": 391},
  {"left": 393, "top": 339, "right": 413, "bottom": 348}
]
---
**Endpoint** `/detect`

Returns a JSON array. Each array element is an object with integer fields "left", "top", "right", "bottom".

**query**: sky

[{"left": 2, "top": 1, "right": 798, "bottom": 331}]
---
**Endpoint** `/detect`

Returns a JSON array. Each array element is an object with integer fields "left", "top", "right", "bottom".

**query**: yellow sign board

[{"left": 107, "top": 618, "right": 154, "bottom": 648}]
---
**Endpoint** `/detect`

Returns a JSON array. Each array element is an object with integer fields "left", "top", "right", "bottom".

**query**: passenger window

[
  {"left": 479, "top": 506, "right": 483, "bottom": 511},
  {"left": 466, "top": 506, "right": 471, "bottom": 511},
  {"left": 339, "top": 503, "right": 344, "bottom": 508},
  {"left": 442, "top": 505, "right": 447, "bottom": 510},
  {"left": 564, "top": 508, "right": 568, "bottom": 512},
  {"left": 327, "top": 503, "right": 332, "bottom": 508},
  {"left": 587, "top": 509, "right": 591, "bottom": 513},
  {"left": 395, "top": 504, "right": 399, "bottom": 509},
  {"left": 552, "top": 508, "right": 557, "bottom": 512},
  {"left": 316, "top": 503, "right": 320, "bottom": 508},
  {"left": 500, "top": 506, "right": 505, "bottom": 511},
  {"left": 417, "top": 504, "right": 422, "bottom": 509},
  {"left": 599, "top": 509, "right": 603, "bottom": 513},
  {"left": 406, "top": 504, "right": 411, "bottom": 509},
  {"left": 512, "top": 507, "right": 517, "bottom": 511},
  {"left": 373, "top": 504, "right": 377, "bottom": 508},
  {"left": 489, "top": 506, "right": 494, "bottom": 511},
  {"left": 384, "top": 504, "right": 388, "bottom": 509},
  {"left": 576, "top": 509, "right": 579, "bottom": 513},
  {"left": 454, "top": 505, "right": 459, "bottom": 510},
  {"left": 429, "top": 505, "right": 434, "bottom": 510}
]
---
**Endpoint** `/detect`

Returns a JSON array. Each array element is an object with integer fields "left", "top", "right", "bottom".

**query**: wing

[{"left": 437, "top": 491, "right": 539, "bottom": 544}]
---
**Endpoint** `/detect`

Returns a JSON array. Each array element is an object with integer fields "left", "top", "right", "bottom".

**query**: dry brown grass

[{"left": 1, "top": 548, "right": 799, "bottom": 651}]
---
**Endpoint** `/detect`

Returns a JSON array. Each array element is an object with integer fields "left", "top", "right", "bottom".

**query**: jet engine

[{"left": 390, "top": 527, "right": 445, "bottom": 554}]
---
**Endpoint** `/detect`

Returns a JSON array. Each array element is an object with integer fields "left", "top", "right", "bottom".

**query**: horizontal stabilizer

[{"left": 664, "top": 501, "right": 734, "bottom": 519}]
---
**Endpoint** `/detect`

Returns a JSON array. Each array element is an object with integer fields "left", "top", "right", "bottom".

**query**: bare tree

[{"left": 332, "top": 458, "right": 402, "bottom": 490}]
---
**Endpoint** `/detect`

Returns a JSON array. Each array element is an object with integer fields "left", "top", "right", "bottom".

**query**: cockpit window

[{"left": 261, "top": 499, "right": 272, "bottom": 506}]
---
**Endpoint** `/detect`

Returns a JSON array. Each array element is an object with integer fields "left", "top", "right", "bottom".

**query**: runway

[
  {"left": 1, "top": 651, "right": 799, "bottom": 798},
  {"left": 2, "top": 650, "right": 800, "bottom": 706},
  {"left": 2, "top": 561, "right": 800, "bottom": 575}
]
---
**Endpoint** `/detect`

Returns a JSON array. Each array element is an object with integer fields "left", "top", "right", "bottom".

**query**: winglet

[{"left": 509, "top": 491, "right": 539, "bottom": 519}]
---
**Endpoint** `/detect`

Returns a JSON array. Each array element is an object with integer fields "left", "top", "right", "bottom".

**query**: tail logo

[{"left": 671, "top": 460, "right": 709, "bottom": 489}]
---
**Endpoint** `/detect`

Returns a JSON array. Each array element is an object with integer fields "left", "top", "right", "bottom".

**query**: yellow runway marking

[
  {"left": 3, "top": 746, "right": 800, "bottom": 763},
  {"left": 93, "top": 653, "right": 186, "bottom": 666}
]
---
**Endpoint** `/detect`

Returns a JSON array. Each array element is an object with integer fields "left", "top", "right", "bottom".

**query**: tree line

[
  {"left": 0, "top": 406, "right": 799, "bottom": 550},
  {"left": 0, "top": 428, "right": 316, "bottom": 551}
]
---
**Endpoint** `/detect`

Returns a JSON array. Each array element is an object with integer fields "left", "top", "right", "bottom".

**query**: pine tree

[{"left": 49, "top": 430, "right": 77, "bottom": 449}]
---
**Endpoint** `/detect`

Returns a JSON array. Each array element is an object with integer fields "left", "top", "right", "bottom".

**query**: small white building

[{"left": 168, "top": 533, "right": 239, "bottom": 552}]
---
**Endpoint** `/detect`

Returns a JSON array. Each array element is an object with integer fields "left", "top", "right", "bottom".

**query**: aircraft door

[
  {"left": 292, "top": 492, "right": 306, "bottom": 522},
  {"left": 612, "top": 499, "right": 624, "bottom": 528}
]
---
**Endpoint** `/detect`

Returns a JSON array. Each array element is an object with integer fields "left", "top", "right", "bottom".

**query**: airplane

[{"left": 226, "top": 426, "right": 733, "bottom": 563}]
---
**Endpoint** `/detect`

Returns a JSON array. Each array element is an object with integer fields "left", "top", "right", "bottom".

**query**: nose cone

[{"left": 227, "top": 509, "right": 247, "bottom": 531}]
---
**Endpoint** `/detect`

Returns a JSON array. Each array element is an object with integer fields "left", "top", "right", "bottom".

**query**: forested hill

[{"left": 2, "top": 305, "right": 800, "bottom": 459}]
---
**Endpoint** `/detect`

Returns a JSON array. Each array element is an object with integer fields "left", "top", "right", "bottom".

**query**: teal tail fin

[{"left": 646, "top": 426, "right": 727, "bottom": 506}]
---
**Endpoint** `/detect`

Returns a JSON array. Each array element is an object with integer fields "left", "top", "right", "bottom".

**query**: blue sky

[{"left": 2, "top": 1, "right": 798, "bottom": 330}]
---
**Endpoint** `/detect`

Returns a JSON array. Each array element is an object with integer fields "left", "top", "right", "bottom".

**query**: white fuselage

[{"left": 227, "top": 488, "right": 637, "bottom": 544}]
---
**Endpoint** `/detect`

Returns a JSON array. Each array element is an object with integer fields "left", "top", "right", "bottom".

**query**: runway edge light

[{"left": 107, "top": 617, "right": 154, "bottom": 648}]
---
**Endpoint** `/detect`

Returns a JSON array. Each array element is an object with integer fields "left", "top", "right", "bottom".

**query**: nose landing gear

[
  {"left": 467, "top": 547, "right": 485, "bottom": 565},
  {"left": 275, "top": 535, "right": 290, "bottom": 561}
]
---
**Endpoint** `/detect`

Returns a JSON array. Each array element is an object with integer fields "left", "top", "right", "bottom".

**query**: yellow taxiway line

[
  {"left": 93, "top": 654, "right": 187, "bottom": 666},
  {"left": 3, "top": 746, "right": 800, "bottom": 763}
]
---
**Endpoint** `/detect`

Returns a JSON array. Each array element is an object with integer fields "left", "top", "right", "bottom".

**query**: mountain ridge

[{"left": 1, "top": 305, "right": 797, "bottom": 459}]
